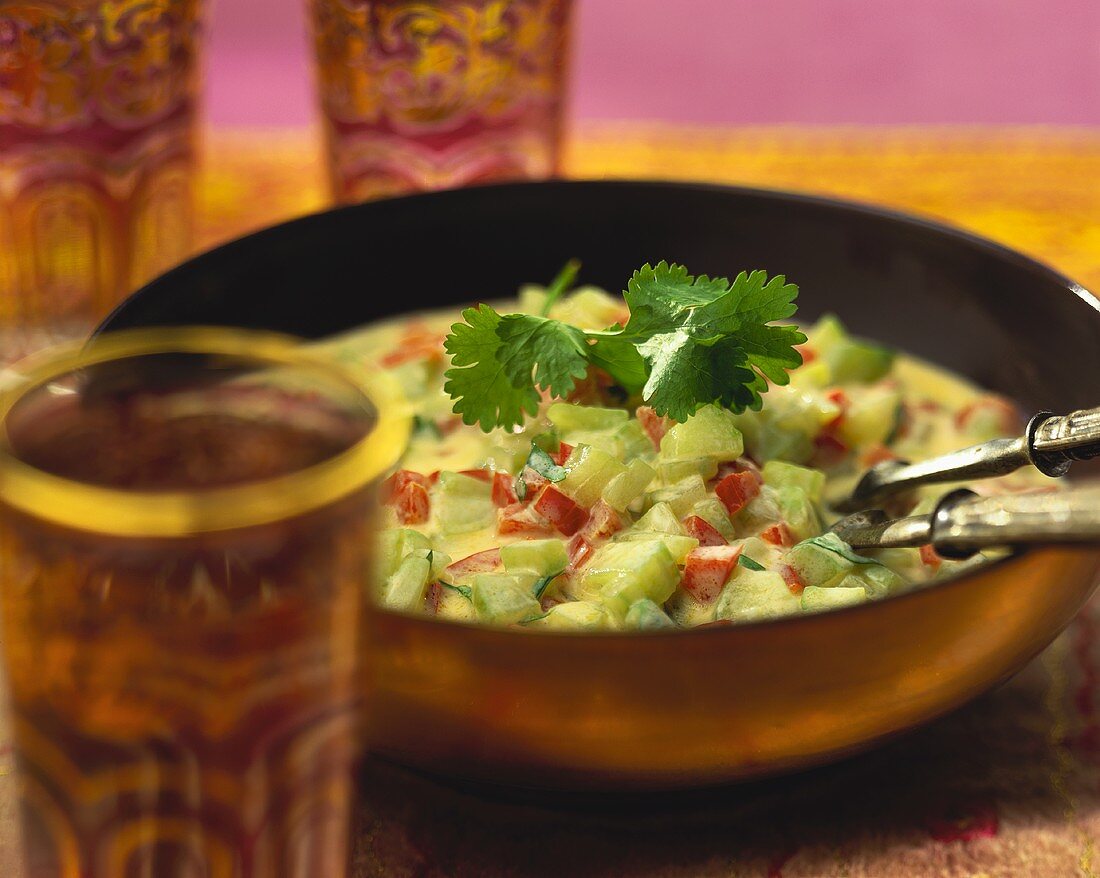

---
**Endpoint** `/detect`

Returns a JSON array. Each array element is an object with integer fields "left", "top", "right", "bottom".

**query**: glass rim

[{"left": 0, "top": 327, "right": 411, "bottom": 537}]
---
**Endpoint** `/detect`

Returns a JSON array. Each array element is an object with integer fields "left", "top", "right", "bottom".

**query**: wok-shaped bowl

[{"left": 101, "top": 181, "right": 1100, "bottom": 790}]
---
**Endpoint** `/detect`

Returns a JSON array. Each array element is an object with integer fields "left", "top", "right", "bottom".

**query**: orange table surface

[{"left": 3, "top": 124, "right": 1100, "bottom": 878}]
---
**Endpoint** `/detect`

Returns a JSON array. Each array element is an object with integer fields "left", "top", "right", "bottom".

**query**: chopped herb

[
  {"left": 439, "top": 580, "right": 472, "bottom": 600},
  {"left": 520, "top": 611, "right": 551, "bottom": 625},
  {"left": 533, "top": 569, "right": 565, "bottom": 599},
  {"left": 526, "top": 444, "right": 567, "bottom": 482},
  {"left": 515, "top": 474, "right": 528, "bottom": 500},
  {"left": 444, "top": 261, "right": 806, "bottom": 431},
  {"left": 412, "top": 415, "right": 443, "bottom": 438},
  {"left": 540, "top": 259, "right": 581, "bottom": 317},
  {"left": 738, "top": 555, "right": 766, "bottom": 571}
]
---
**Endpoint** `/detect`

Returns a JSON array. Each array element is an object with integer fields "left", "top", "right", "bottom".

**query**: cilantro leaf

[
  {"left": 525, "top": 444, "right": 567, "bottom": 481},
  {"left": 497, "top": 315, "right": 589, "bottom": 399},
  {"left": 442, "top": 262, "right": 805, "bottom": 431},
  {"left": 443, "top": 305, "right": 540, "bottom": 431},
  {"left": 738, "top": 555, "right": 766, "bottom": 571}
]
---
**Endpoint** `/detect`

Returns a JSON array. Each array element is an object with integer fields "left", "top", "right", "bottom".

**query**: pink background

[{"left": 205, "top": 0, "right": 1100, "bottom": 127}]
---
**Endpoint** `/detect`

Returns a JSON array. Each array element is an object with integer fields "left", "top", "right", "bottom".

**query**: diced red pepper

[
  {"left": 860, "top": 443, "right": 898, "bottom": 468},
  {"left": 497, "top": 502, "right": 553, "bottom": 535},
  {"left": 380, "top": 323, "right": 446, "bottom": 367},
  {"left": 636, "top": 405, "right": 673, "bottom": 450},
  {"left": 424, "top": 581, "right": 443, "bottom": 615},
  {"left": 390, "top": 482, "right": 430, "bottom": 524},
  {"left": 550, "top": 442, "right": 575, "bottom": 466},
  {"left": 533, "top": 485, "right": 590, "bottom": 536},
  {"left": 825, "top": 388, "right": 850, "bottom": 425},
  {"left": 714, "top": 457, "right": 763, "bottom": 483},
  {"left": 456, "top": 468, "right": 492, "bottom": 482},
  {"left": 491, "top": 472, "right": 517, "bottom": 507},
  {"left": 682, "top": 515, "right": 728, "bottom": 547},
  {"left": 955, "top": 396, "right": 1020, "bottom": 434},
  {"left": 445, "top": 548, "right": 501, "bottom": 577},
  {"left": 761, "top": 523, "right": 795, "bottom": 547},
  {"left": 715, "top": 470, "right": 762, "bottom": 516},
  {"left": 812, "top": 432, "right": 849, "bottom": 467},
  {"left": 381, "top": 469, "right": 430, "bottom": 503},
  {"left": 794, "top": 343, "right": 816, "bottom": 364},
  {"left": 779, "top": 564, "right": 805, "bottom": 595},
  {"left": 919, "top": 544, "right": 942, "bottom": 571},
  {"left": 567, "top": 533, "right": 595, "bottom": 572},
  {"left": 681, "top": 545, "right": 743, "bottom": 603},
  {"left": 579, "top": 500, "right": 623, "bottom": 541},
  {"left": 518, "top": 471, "right": 549, "bottom": 499}
]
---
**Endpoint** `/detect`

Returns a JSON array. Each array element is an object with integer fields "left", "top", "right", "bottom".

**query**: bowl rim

[{"left": 102, "top": 178, "right": 1100, "bottom": 637}]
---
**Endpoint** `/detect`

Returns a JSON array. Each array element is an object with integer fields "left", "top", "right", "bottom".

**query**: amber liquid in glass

[{"left": 0, "top": 403, "right": 370, "bottom": 877}]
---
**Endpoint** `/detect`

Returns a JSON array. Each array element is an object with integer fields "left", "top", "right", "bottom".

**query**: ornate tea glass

[
  {"left": 0, "top": 329, "right": 409, "bottom": 877},
  {"left": 0, "top": 0, "right": 202, "bottom": 350},
  {"left": 308, "top": 0, "right": 573, "bottom": 203}
]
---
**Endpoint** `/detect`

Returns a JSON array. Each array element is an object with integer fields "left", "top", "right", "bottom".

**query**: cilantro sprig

[{"left": 443, "top": 262, "right": 806, "bottom": 431}]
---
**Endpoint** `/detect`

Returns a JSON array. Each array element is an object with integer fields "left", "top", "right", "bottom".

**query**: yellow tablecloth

[{"left": 3, "top": 124, "right": 1100, "bottom": 877}]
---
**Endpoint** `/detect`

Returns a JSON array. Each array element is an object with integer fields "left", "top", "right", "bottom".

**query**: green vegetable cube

[
  {"left": 376, "top": 528, "right": 432, "bottom": 581},
  {"left": 644, "top": 475, "right": 708, "bottom": 518},
  {"left": 526, "top": 600, "right": 616, "bottom": 631},
  {"left": 602, "top": 459, "right": 656, "bottom": 511},
  {"left": 472, "top": 573, "right": 542, "bottom": 625},
  {"left": 762, "top": 460, "right": 826, "bottom": 503},
  {"left": 838, "top": 388, "right": 902, "bottom": 448},
  {"left": 633, "top": 501, "right": 686, "bottom": 535},
  {"left": 800, "top": 585, "right": 868, "bottom": 613},
  {"left": 689, "top": 498, "right": 736, "bottom": 540},
  {"left": 560, "top": 444, "right": 628, "bottom": 508},
  {"left": 547, "top": 403, "right": 630, "bottom": 434},
  {"left": 714, "top": 569, "right": 801, "bottom": 622},
  {"left": 501, "top": 539, "right": 569, "bottom": 576},
  {"left": 383, "top": 555, "right": 432, "bottom": 612},
  {"left": 435, "top": 471, "right": 495, "bottom": 534},
  {"left": 615, "top": 420, "right": 655, "bottom": 462},
  {"left": 657, "top": 457, "right": 719, "bottom": 484},
  {"left": 783, "top": 533, "right": 859, "bottom": 587},
  {"left": 580, "top": 541, "right": 680, "bottom": 617},
  {"left": 617, "top": 531, "right": 699, "bottom": 564},
  {"left": 659, "top": 404, "right": 744, "bottom": 462},
  {"left": 775, "top": 485, "right": 824, "bottom": 542},
  {"left": 625, "top": 599, "right": 677, "bottom": 630}
]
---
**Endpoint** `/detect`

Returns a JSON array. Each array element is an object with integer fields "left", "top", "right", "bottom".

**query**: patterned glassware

[
  {"left": 308, "top": 0, "right": 572, "bottom": 203},
  {"left": 0, "top": 0, "right": 201, "bottom": 349}
]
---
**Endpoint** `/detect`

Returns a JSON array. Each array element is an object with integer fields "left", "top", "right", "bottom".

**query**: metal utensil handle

[
  {"left": 932, "top": 487, "right": 1100, "bottom": 558},
  {"left": 1032, "top": 406, "right": 1100, "bottom": 462}
]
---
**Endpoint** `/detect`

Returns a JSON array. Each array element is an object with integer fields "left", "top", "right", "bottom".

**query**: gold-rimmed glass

[{"left": 0, "top": 328, "right": 409, "bottom": 877}]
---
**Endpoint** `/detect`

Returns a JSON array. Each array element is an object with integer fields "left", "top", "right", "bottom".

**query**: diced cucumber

[
  {"left": 482, "top": 432, "right": 533, "bottom": 473},
  {"left": 800, "top": 584, "right": 868, "bottom": 612},
  {"left": 689, "top": 497, "right": 736, "bottom": 540},
  {"left": 659, "top": 405, "right": 744, "bottom": 462},
  {"left": 617, "top": 531, "right": 699, "bottom": 564},
  {"left": 783, "top": 533, "right": 860, "bottom": 587},
  {"left": 860, "top": 563, "right": 906, "bottom": 597},
  {"left": 383, "top": 556, "right": 431, "bottom": 612},
  {"left": 427, "top": 550, "right": 452, "bottom": 581},
  {"left": 547, "top": 403, "right": 630, "bottom": 434},
  {"left": 518, "top": 283, "right": 549, "bottom": 314},
  {"left": 615, "top": 420, "right": 654, "bottom": 462},
  {"left": 550, "top": 287, "right": 625, "bottom": 329},
  {"left": 828, "top": 342, "right": 894, "bottom": 385},
  {"left": 435, "top": 472, "right": 495, "bottom": 534},
  {"left": 525, "top": 600, "right": 616, "bottom": 631},
  {"left": 472, "top": 573, "right": 542, "bottom": 625},
  {"left": 737, "top": 485, "right": 783, "bottom": 531},
  {"left": 633, "top": 501, "right": 686, "bottom": 535},
  {"left": 775, "top": 485, "right": 824, "bottom": 542},
  {"left": 644, "top": 475, "right": 708, "bottom": 518},
  {"left": 500, "top": 539, "right": 569, "bottom": 576},
  {"left": 838, "top": 388, "right": 902, "bottom": 448},
  {"left": 813, "top": 315, "right": 894, "bottom": 384},
  {"left": 714, "top": 568, "right": 801, "bottom": 622},
  {"left": 560, "top": 444, "right": 628, "bottom": 508},
  {"left": 386, "top": 360, "right": 431, "bottom": 398},
  {"left": 657, "top": 457, "right": 719, "bottom": 484},
  {"left": 625, "top": 598, "right": 677, "bottom": 630},
  {"left": 602, "top": 459, "right": 656, "bottom": 511},
  {"left": 580, "top": 541, "right": 680, "bottom": 617},
  {"left": 376, "top": 528, "right": 432, "bottom": 581},
  {"left": 791, "top": 359, "right": 832, "bottom": 389},
  {"left": 762, "top": 460, "right": 826, "bottom": 503}
]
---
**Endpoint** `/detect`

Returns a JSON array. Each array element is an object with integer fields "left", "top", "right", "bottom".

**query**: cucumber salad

[{"left": 322, "top": 263, "right": 1052, "bottom": 631}]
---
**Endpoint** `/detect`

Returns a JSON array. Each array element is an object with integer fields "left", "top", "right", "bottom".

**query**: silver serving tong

[
  {"left": 834, "top": 406, "right": 1100, "bottom": 513},
  {"left": 831, "top": 487, "right": 1100, "bottom": 558}
]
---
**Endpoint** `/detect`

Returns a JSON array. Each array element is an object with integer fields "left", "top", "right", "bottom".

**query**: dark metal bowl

[{"left": 101, "top": 180, "right": 1100, "bottom": 790}]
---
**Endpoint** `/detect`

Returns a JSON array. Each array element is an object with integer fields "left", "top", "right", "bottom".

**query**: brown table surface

[{"left": 3, "top": 124, "right": 1100, "bottom": 877}]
